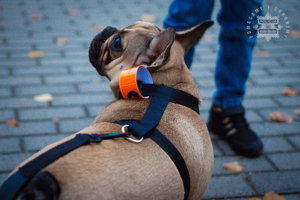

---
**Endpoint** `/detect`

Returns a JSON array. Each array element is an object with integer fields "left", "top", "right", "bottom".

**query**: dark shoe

[{"left": 207, "top": 105, "right": 263, "bottom": 157}]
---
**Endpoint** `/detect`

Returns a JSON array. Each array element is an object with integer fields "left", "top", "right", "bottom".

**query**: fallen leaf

[
  {"left": 34, "top": 93, "right": 53, "bottom": 102},
  {"left": 56, "top": 38, "right": 69, "bottom": 46},
  {"left": 269, "top": 112, "right": 293, "bottom": 123},
  {"left": 28, "top": 51, "right": 44, "bottom": 58},
  {"left": 68, "top": 9, "right": 79, "bottom": 15},
  {"left": 91, "top": 25, "right": 104, "bottom": 32},
  {"left": 52, "top": 118, "right": 60, "bottom": 123},
  {"left": 281, "top": 87, "right": 298, "bottom": 97},
  {"left": 222, "top": 161, "right": 243, "bottom": 173},
  {"left": 29, "top": 14, "right": 41, "bottom": 21},
  {"left": 257, "top": 51, "right": 270, "bottom": 58},
  {"left": 6, "top": 120, "right": 20, "bottom": 127},
  {"left": 294, "top": 108, "right": 300, "bottom": 116},
  {"left": 141, "top": 14, "right": 155, "bottom": 22},
  {"left": 263, "top": 191, "right": 285, "bottom": 200},
  {"left": 290, "top": 30, "right": 300, "bottom": 38},
  {"left": 204, "top": 35, "right": 212, "bottom": 42}
]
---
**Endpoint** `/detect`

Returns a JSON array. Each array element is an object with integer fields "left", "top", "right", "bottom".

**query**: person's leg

[
  {"left": 208, "top": 0, "right": 264, "bottom": 157},
  {"left": 163, "top": 0, "right": 215, "bottom": 68},
  {"left": 213, "top": 0, "right": 263, "bottom": 107}
]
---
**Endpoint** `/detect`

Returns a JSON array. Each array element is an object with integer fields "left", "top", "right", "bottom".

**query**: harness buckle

[
  {"left": 122, "top": 125, "right": 144, "bottom": 143},
  {"left": 89, "top": 134, "right": 103, "bottom": 143}
]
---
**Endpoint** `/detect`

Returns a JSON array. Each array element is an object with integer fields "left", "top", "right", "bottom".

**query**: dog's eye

[{"left": 111, "top": 36, "right": 122, "bottom": 51}]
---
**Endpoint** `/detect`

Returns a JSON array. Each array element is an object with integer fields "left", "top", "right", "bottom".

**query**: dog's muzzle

[{"left": 89, "top": 26, "right": 117, "bottom": 76}]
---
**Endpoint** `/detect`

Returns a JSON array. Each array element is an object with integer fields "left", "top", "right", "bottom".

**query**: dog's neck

[{"left": 150, "top": 44, "right": 202, "bottom": 105}]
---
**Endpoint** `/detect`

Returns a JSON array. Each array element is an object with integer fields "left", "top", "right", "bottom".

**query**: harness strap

[
  {"left": 115, "top": 120, "right": 190, "bottom": 200},
  {"left": 120, "top": 84, "right": 199, "bottom": 114},
  {"left": 0, "top": 132, "right": 131, "bottom": 200},
  {"left": 115, "top": 85, "right": 195, "bottom": 200}
]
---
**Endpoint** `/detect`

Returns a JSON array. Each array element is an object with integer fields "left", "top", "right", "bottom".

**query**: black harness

[{"left": 0, "top": 84, "right": 199, "bottom": 200}]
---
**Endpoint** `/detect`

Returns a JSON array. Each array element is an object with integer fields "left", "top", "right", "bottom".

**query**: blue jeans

[{"left": 164, "top": 0, "right": 263, "bottom": 108}]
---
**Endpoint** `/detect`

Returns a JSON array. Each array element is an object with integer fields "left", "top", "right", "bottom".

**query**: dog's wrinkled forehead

[{"left": 88, "top": 22, "right": 162, "bottom": 76}]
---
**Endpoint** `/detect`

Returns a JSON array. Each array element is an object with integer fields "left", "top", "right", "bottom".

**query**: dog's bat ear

[
  {"left": 144, "top": 27, "right": 176, "bottom": 69},
  {"left": 176, "top": 20, "right": 214, "bottom": 54}
]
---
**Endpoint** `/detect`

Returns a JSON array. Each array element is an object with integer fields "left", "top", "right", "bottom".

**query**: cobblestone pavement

[{"left": 0, "top": 0, "right": 300, "bottom": 199}]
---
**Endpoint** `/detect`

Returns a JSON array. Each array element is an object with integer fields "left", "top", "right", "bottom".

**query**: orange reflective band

[{"left": 119, "top": 66, "right": 153, "bottom": 100}]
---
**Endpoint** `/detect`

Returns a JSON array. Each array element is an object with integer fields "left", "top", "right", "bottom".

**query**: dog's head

[{"left": 89, "top": 21, "right": 213, "bottom": 98}]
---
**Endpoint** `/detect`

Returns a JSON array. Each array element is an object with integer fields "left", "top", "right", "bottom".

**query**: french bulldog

[{"left": 12, "top": 20, "right": 214, "bottom": 200}]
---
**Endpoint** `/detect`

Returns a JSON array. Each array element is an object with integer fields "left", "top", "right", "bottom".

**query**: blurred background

[{"left": 0, "top": 0, "right": 299, "bottom": 199}]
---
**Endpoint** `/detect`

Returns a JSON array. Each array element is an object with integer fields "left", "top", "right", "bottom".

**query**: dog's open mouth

[{"left": 89, "top": 26, "right": 118, "bottom": 77}]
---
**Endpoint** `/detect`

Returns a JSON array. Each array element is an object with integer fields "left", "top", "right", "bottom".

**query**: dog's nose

[{"left": 89, "top": 26, "right": 117, "bottom": 75}]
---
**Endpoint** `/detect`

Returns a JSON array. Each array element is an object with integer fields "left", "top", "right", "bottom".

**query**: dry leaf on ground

[
  {"left": 56, "top": 38, "right": 69, "bottom": 46},
  {"left": 141, "top": 14, "right": 156, "bottom": 22},
  {"left": 263, "top": 190, "right": 285, "bottom": 200},
  {"left": 91, "top": 25, "right": 104, "bottom": 32},
  {"left": 257, "top": 51, "right": 270, "bottom": 58},
  {"left": 29, "top": 14, "right": 41, "bottom": 21},
  {"left": 222, "top": 161, "right": 243, "bottom": 173},
  {"left": 294, "top": 108, "right": 300, "bottom": 116},
  {"left": 68, "top": 9, "right": 79, "bottom": 15},
  {"left": 34, "top": 93, "right": 53, "bottom": 102},
  {"left": 6, "top": 120, "right": 20, "bottom": 127},
  {"left": 28, "top": 51, "right": 44, "bottom": 58},
  {"left": 52, "top": 118, "right": 60, "bottom": 123},
  {"left": 281, "top": 87, "right": 298, "bottom": 97},
  {"left": 289, "top": 30, "right": 300, "bottom": 38},
  {"left": 204, "top": 35, "right": 212, "bottom": 42},
  {"left": 269, "top": 112, "right": 293, "bottom": 123}
]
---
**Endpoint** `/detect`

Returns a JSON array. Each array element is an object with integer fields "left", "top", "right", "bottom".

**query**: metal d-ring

[{"left": 122, "top": 124, "right": 144, "bottom": 143}]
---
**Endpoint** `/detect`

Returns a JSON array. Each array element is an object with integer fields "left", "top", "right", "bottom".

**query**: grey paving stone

[
  {"left": 0, "top": 77, "right": 41, "bottom": 86},
  {"left": 252, "top": 76, "right": 300, "bottom": 86},
  {"left": 252, "top": 122, "right": 300, "bottom": 136},
  {"left": 15, "top": 85, "right": 76, "bottom": 96},
  {"left": 275, "top": 96, "right": 300, "bottom": 107},
  {"left": 0, "top": 137, "right": 20, "bottom": 153},
  {"left": 0, "top": 68, "right": 9, "bottom": 76},
  {"left": 245, "top": 86, "right": 286, "bottom": 97},
  {"left": 243, "top": 98, "right": 278, "bottom": 109},
  {"left": 19, "top": 107, "right": 86, "bottom": 120},
  {"left": 0, "top": 97, "right": 47, "bottom": 109},
  {"left": 78, "top": 83, "right": 112, "bottom": 93},
  {"left": 52, "top": 93, "right": 114, "bottom": 106},
  {"left": 288, "top": 135, "right": 300, "bottom": 149},
  {"left": 212, "top": 156, "right": 274, "bottom": 175},
  {"left": 262, "top": 137, "right": 295, "bottom": 153},
  {"left": 267, "top": 152, "right": 300, "bottom": 170},
  {"left": 0, "top": 88, "right": 11, "bottom": 97},
  {"left": 203, "top": 175, "right": 256, "bottom": 199},
  {"left": 13, "top": 67, "right": 68, "bottom": 75},
  {"left": 45, "top": 74, "right": 100, "bottom": 84},
  {"left": 0, "top": 153, "right": 33, "bottom": 171},
  {"left": 211, "top": 141, "right": 223, "bottom": 157},
  {"left": 0, "top": 121, "right": 56, "bottom": 136},
  {"left": 59, "top": 118, "right": 94, "bottom": 133},
  {"left": 24, "top": 134, "right": 70, "bottom": 151},
  {"left": 270, "top": 67, "right": 300, "bottom": 75},
  {"left": 70, "top": 66, "right": 97, "bottom": 74},
  {"left": 0, "top": 110, "right": 15, "bottom": 122},
  {"left": 87, "top": 105, "right": 106, "bottom": 117},
  {"left": 247, "top": 171, "right": 300, "bottom": 194}
]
